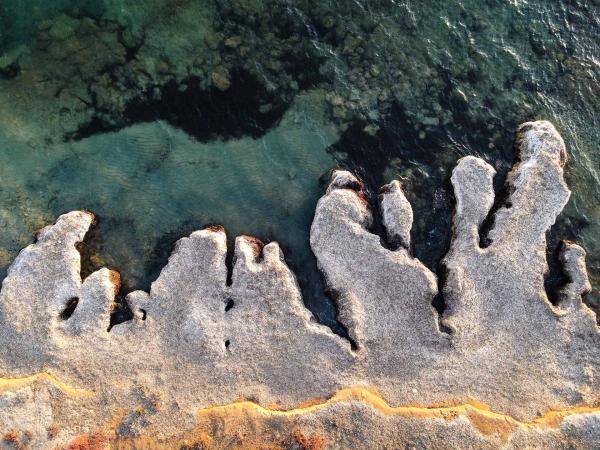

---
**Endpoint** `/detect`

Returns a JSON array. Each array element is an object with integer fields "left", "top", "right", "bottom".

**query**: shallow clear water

[
  {"left": 0, "top": 0, "right": 598, "bottom": 324},
  {"left": 0, "top": 91, "right": 345, "bottom": 326}
]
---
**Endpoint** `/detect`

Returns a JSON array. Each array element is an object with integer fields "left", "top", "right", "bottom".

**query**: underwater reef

[
  {"left": 0, "top": 121, "right": 599, "bottom": 448},
  {"left": 1, "top": 0, "right": 597, "bottom": 141}
]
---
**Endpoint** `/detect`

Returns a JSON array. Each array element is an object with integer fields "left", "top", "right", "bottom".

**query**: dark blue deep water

[{"left": 0, "top": 0, "right": 598, "bottom": 327}]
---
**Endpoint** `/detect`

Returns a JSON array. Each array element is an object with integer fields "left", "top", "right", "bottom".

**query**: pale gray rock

[
  {"left": 0, "top": 121, "right": 598, "bottom": 448},
  {"left": 379, "top": 179, "right": 413, "bottom": 248}
]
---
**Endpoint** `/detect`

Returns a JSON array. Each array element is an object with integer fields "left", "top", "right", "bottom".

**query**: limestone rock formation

[{"left": 0, "top": 121, "right": 598, "bottom": 448}]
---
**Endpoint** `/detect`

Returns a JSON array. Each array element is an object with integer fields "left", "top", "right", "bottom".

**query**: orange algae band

[
  {"left": 196, "top": 386, "right": 600, "bottom": 442},
  {"left": 0, "top": 372, "right": 93, "bottom": 397}
]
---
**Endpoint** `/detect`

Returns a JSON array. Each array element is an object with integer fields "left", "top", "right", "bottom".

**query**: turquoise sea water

[
  {"left": 0, "top": 0, "right": 598, "bottom": 324},
  {"left": 0, "top": 91, "right": 344, "bottom": 326}
]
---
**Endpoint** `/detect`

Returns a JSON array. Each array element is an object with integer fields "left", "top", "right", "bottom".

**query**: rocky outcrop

[{"left": 0, "top": 121, "right": 598, "bottom": 448}]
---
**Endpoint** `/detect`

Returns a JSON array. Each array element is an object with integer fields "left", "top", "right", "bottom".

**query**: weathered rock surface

[{"left": 0, "top": 121, "right": 598, "bottom": 448}]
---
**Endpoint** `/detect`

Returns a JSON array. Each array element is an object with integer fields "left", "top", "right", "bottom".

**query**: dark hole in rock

[
  {"left": 432, "top": 292, "right": 448, "bottom": 321},
  {"left": 225, "top": 236, "right": 235, "bottom": 287},
  {"left": 60, "top": 297, "right": 79, "bottom": 320},
  {"left": 139, "top": 308, "right": 147, "bottom": 321},
  {"left": 224, "top": 339, "right": 231, "bottom": 349},
  {"left": 433, "top": 264, "right": 453, "bottom": 335},
  {"left": 224, "top": 298, "right": 235, "bottom": 312}
]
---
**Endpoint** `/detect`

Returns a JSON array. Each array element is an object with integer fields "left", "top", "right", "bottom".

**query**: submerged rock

[
  {"left": 210, "top": 66, "right": 231, "bottom": 91},
  {"left": 0, "top": 121, "right": 598, "bottom": 448}
]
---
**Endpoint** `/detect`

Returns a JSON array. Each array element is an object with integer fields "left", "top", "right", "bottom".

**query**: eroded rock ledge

[{"left": 0, "top": 121, "right": 598, "bottom": 449}]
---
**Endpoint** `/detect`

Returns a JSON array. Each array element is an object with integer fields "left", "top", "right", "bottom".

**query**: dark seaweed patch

[{"left": 69, "top": 70, "right": 290, "bottom": 142}]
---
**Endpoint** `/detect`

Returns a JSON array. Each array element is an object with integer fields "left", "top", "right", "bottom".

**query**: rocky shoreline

[
  {"left": 1, "top": 0, "right": 598, "bottom": 313},
  {"left": 0, "top": 121, "right": 598, "bottom": 448}
]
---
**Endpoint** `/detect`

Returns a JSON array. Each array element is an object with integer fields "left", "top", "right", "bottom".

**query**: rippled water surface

[{"left": 0, "top": 0, "right": 598, "bottom": 323}]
